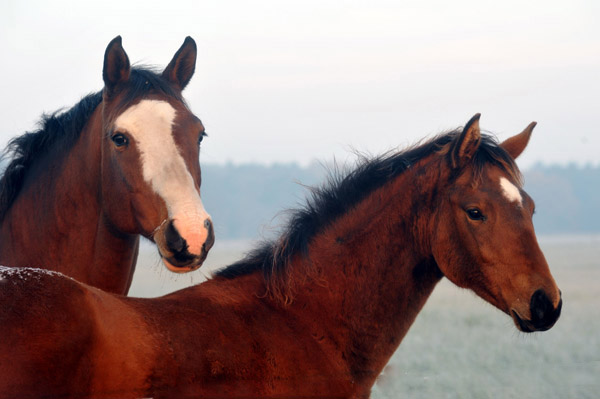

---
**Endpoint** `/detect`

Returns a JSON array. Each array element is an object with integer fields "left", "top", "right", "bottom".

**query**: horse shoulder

[{"left": 83, "top": 288, "right": 159, "bottom": 396}]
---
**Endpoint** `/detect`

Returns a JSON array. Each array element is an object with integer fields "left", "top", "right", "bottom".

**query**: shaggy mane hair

[{"left": 216, "top": 130, "right": 521, "bottom": 303}]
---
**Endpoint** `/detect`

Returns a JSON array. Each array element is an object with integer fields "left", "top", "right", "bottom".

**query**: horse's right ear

[
  {"left": 162, "top": 36, "right": 197, "bottom": 91},
  {"left": 500, "top": 121, "right": 536, "bottom": 160},
  {"left": 103, "top": 36, "right": 131, "bottom": 97},
  {"left": 450, "top": 113, "right": 482, "bottom": 169}
]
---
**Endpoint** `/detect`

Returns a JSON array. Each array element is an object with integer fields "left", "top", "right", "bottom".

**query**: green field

[{"left": 130, "top": 236, "right": 600, "bottom": 398}]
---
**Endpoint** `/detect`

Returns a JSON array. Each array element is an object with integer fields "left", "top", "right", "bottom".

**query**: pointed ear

[
  {"left": 450, "top": 113, "right": 482, "bottom": 169},
  {"left": 501, "top": 121, "right": 536, "bottom": 159},
  {"left": 103, "top": 36, "right": 130, "bottom": 97},
  {"left": 162, "top": 36, "right": 197, "bottom": 91}
]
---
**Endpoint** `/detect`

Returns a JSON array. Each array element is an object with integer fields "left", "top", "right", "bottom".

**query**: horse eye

[
  {"left": 466, "top": 208, "right": 486, "bottom": 221},
  {"left": 198, "top": 132, "right": 207, "bottom": 146},
  {"left": 111, "top": 133, "right": 129, "bottom": 148}
]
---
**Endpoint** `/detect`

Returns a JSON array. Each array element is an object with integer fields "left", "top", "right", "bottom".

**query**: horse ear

[
  {"left": 103, "top": 36, "right": 131, "bottom": 97},
  {"left": 500, "top": 121, "right": 536, "bottom": 160},
  {"left": 162, "top": 36, "right": 197, "bottom": 91},
  {"left": 450, "top": 113, "right": 482, "bottom": 169}
]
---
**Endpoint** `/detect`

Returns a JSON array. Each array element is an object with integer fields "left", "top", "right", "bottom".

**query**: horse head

[
  {"left": 432, "top": 114, "right": 561, "bottom": 332},
  {"left": 99, "top": 36, "right": 214, "bottom": 273}
]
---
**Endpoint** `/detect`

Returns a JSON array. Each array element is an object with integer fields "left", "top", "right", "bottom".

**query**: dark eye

[
  {"left": 111, "top": 133, "right": 129, "bottom": 148},
  {"left": 198, "top": 132, "right": 207, "bottom": 146},
  {"left": 466, "top": 208, "right": 486, "bottom": 221}
]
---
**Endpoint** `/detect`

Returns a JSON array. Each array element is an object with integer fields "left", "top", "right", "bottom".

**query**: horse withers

[
  {"left": 0, "top": 36, "right": 214, "bottom": 295},
  {"left": 0, "top": 115, "right": 561, "bottom": 398}
]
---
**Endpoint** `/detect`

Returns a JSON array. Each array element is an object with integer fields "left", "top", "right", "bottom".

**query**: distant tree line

[
  {"left": 0, "top": 157, "right": 595, "bottom": 239},
  {"left": 525, "top": 163, "right": 600, "bottom": 234},
  {"left": 202, "top": 162, "right": 600, "bottom": 240},
  {"left": 201, "top": 162, "right": 323, "bottom": 240}
]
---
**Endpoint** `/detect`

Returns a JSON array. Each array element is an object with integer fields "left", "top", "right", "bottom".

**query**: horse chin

[
  {"left": 510, "top": 309, "right": 554, "bottom": 333},
  {"left": 159, "top": 249, "right": 210, "bottom": 274},
  {"left": 161, "top": 257, "right": 201, "bottom": 274}
]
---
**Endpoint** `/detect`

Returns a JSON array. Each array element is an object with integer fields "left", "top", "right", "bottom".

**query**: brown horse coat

[{"left": 0, "top": 115, "right": 561, "bottom": 398}]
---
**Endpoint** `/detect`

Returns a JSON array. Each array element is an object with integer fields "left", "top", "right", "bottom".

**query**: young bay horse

[
  {"left": 0, "top": 115, "right": 561, "bottom": 398},
  {"left": 0, "top": 36, "right": 214, "bottom": 295}
]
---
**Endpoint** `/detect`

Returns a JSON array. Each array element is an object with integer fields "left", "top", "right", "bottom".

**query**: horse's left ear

[
  {"left": 500, "top": 121, "right": 536, "bottom": 160},
  {"left": 450, "top": 113, "right": 481, "bottom": 169},
  {"left": 162, "top": 36, "right": 197, "bottom": 91}
]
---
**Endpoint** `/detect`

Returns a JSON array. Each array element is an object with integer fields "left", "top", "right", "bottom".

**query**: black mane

[
  {"left": 0, "top": 67, "right": 182, "bottom": 221},
  {"left": 216, "top": 131, "right": 519, "bottom": 297}
]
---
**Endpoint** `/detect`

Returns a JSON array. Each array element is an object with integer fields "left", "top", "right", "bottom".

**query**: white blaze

[
  {"left": 499, "top": 177, "right": 523, "bottom": 205},
  {"left": 114, "top": 99, "right": 210, "bottom": 255}
]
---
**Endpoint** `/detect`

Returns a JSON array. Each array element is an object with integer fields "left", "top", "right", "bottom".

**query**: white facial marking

[
  {"left": 114, "top": 100, "right": 210, "bottom": 255},
  {"left": 499, "top": 177, "right": 523, "bottom": 205}
]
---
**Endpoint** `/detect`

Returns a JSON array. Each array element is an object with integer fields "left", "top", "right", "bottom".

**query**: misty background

[{"left": 2, "top": 0, "right": 598, "bottom": 241}]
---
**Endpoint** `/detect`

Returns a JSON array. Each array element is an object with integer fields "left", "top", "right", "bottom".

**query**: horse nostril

[
  {"left": 165, "top": 220, "right": 185, "bottom": 254},
  {"left": 202, "top": 218, "right": 215, "bottom": 253},
  {"left": 530, "top": 289, "right": 552, "bottom": 322}
]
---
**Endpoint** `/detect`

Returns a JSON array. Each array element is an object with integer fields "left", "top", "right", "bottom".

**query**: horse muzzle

[
  {"left": 154, "top": 218, "right": 215, "bottom": 273},
  {"left": 511, "top": 289, "right": 562, "bottom": 333}
]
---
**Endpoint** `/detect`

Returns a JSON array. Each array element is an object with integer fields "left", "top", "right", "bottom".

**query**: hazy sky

[{"left": 1, "top": 0, "right": 599, "bottom": 169}]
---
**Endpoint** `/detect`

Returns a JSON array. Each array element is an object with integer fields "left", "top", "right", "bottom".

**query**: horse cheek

[
  {"left": 430, "top": 208, "right": 457, "bottom": 281},
  {"left": 100, "top": 149, "right": 139, "bottom": 233}
]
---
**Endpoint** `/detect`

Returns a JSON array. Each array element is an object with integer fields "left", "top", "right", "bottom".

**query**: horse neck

[
  {"left": 0, "top": 106, "right": 139, "bottom": 294},
  {"left": 284, "top": 155, "right": 446, "bottom": 384}
]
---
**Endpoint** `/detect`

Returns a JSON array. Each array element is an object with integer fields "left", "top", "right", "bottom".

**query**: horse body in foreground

[
  {"left": 0, "top": 115, "right": 562, "bottom": 398},
  {"left": 0, "top": 36, "right": 214, "bottom": 295}
]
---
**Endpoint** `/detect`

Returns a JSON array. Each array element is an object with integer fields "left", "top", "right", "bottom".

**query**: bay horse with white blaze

[
  {"left": 0, "top": 36, "right": 214, "bottom": 295},
  {"left": 0, "top": 115, "right": 561, "bottom": 398}
]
